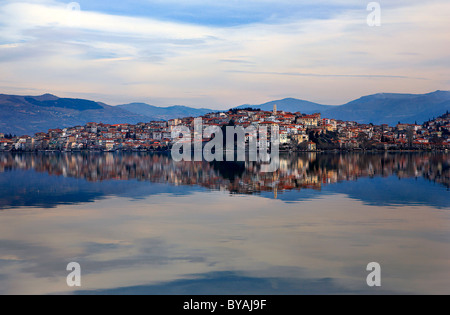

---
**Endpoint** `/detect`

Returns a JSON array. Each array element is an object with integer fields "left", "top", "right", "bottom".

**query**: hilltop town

[{"left": 0, "top": 106, "right": 449, "bottom": 152}]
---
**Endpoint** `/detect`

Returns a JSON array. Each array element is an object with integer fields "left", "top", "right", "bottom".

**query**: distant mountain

[
  {"left": 0, "top": 94, "right": 154, "bottom": 136},
  {"left": 324, "top": 91, "right": 450, "bottom": 125},
  {"left": 2, "top": 90, "right": 449, "bottom": 136},
  {"left": 237, "top": 98, "right": 329, "bottom": 113},
  {"left": 238, "top": 91, "right": 450, "bottom": 126},
  {"left": 117, "top": 103, "right": 215, "bottom": 121}
]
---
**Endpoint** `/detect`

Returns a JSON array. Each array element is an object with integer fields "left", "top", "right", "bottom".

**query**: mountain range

[
  {"left": 237, "top": 90, "right": 450, "bottom": 126},
  {"left": 117, "top": 103, "right": 214, "bottom": 121},
  {"left": 0, "top": 94, "right": 155, "bottom": 136},
  {"left": 0, "top": 91, "right": 449, "bottom": 136}
]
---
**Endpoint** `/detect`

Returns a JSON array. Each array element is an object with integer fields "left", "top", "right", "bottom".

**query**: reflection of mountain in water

[{"left": 0, "top": 152, "right": 448, "bottom": 210}]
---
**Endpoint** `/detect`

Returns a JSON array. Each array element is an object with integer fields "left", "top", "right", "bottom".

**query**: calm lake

[{"left": 0, "top": 152, "right": 449, "bottom": 294}]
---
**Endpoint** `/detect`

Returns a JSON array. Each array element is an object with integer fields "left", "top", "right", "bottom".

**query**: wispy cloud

[
  {"left": 227, "top": 70, "right": 427, "bottom": 80},
  {"left": 0, "top": 0, "right": 449, "bottom": 107}
]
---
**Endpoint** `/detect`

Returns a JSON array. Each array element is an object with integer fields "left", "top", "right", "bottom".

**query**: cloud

[
  {"left": 226, "top": 70, "right": 427, "bottom": 80},
  {"left": 0, "top": 0, "right": 449, "bottom": 107},
  {"left": 0, "top": 1, "right": 214, "bottom": 40}
]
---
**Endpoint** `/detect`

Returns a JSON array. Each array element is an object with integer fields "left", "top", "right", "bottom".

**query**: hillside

[
  {"left": 237, "top": 98, "right": 329, "bottom": 113},
  {"left": 238, "top": 91, "right": 450, "bottom": 125},
  {"left": 0, "top": 94, "right": 153, "bottom": 136},
  {"left": 324, "top": 91, "right": 450, "bottom": 125},
  {"left": 117, "top": 103, "right": 214, "bottom": 121}
]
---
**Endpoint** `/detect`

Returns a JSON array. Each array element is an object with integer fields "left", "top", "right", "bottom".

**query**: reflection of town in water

[{"left": 1, "top": 152, "right": 448, "bottom": 195}]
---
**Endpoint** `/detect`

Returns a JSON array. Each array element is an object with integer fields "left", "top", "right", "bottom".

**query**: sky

[{"left": 0, "top": 0, "right": 449, "bottom": 109}]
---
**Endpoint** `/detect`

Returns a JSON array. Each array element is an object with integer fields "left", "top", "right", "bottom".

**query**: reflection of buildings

[{"left": 0, "top": 152, "right": 448, "bottom": 194}]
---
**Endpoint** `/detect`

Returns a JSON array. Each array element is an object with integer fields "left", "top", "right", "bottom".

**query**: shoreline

[{"left": 0, "top": 148, "right": 448, "bottom": 154}]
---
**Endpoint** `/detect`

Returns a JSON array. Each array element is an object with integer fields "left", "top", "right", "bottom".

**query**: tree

[
  {"left": 357, "top": 133, "right": 370, "bottom": 150},
  {"left": 307, "top": 130, "right": 339, "bottom": 150}
]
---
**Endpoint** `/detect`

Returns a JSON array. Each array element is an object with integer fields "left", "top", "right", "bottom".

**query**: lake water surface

[{"left": 0, "top": 152, "right": 449, "bottom": 294}]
